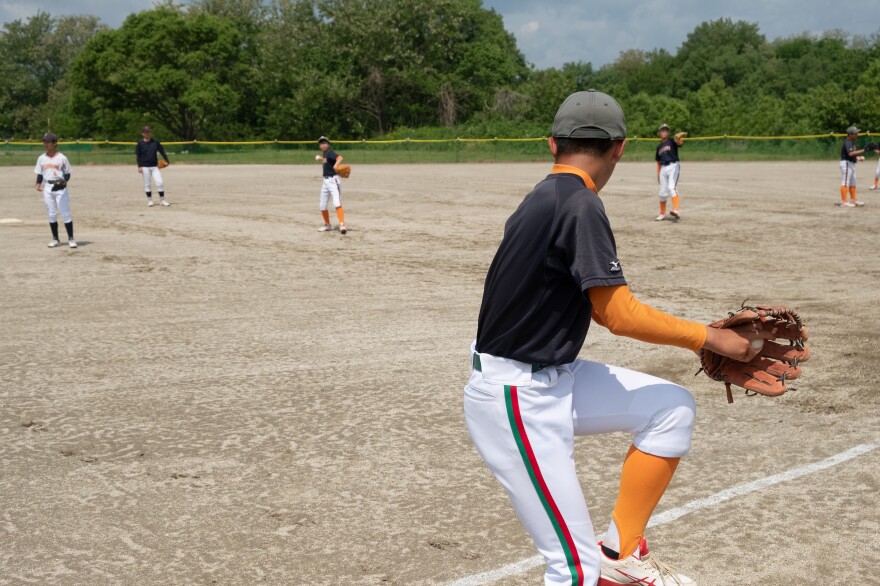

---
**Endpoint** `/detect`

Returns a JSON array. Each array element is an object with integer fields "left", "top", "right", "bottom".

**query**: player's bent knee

[{"left": 634, "top": 384, "right": 696, "bottom": 458}]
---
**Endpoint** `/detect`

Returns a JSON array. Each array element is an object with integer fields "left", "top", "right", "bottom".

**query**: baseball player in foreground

[
  {"left": 136, "top": 125, "right": 171, "bottom": 207},
  {"left": 465, "top": 90, "right": 770, "bottom": 585},
  {"left": 838, "top": 125, "right": 866, "bottom": 207},
  {"left": 316, "top": 136, "right": 347, "bottom": 234},
  {"left": 34, "top": 132, "right": 76, "bottom": 248},
  {"left": 654, "top": 123, "right": 685, "bottom": 221}
]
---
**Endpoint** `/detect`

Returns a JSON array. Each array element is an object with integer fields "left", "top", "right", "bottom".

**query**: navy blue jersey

[
  {"left": 136, "top": 139, "right": 169, "bottom": 167},
  {"left": 322, "top": 150, "right": 339, "bottom": 177},
  {"left": 655, "top": 138, "right": 680, "bottom": 165}
]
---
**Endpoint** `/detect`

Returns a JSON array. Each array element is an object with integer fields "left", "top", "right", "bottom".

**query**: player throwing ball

[
  {"left": 654, "top": 123, "right": 685, "bottom": 221},
  {"left": 316, "top": 136, "right": 347, "bottom": 234},
  {"left": 34, "top": 132, "right": 76, "bottom": 249},
  {"left": 465, "top": 90, "right": 768, "bottom": 585}
]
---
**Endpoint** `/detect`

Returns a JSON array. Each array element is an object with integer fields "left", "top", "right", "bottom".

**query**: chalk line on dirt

[{"left": 447, "top": 441, "right": 878, "bottom": 586}]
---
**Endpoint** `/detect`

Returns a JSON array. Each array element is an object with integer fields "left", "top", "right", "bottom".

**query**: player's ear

[
  {"left": 610, "top": 139, "right": 626, "bottom": 163},
  {"left": 548, "top": 137, "right": 558, "bottom": 157}
]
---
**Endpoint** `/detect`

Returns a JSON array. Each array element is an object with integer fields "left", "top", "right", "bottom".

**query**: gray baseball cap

[
  {"left": 658, "top": 123, "right": 670, "bottom": 132},
  {"left": 317, "top": 136, "right": 330, "bottom": 144},
  {"left": 846, "top": 125, "right": 861, "bottom": 134},
  {"left": 551, "top": 89, "right": 626, "bottom": 140}
]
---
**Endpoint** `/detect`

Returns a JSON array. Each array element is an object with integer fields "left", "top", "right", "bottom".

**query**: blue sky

[{"left": 2, "top": 0, "right": 876, "bottom": 69}]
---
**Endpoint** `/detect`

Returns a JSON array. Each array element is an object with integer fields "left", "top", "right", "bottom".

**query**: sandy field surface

[{"left": 1, "top": 160, "right": 878, "bottom": 586}]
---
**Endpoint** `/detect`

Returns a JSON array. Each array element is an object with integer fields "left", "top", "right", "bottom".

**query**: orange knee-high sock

[
  {"left": 608, "top": 445, "right": 680, "bottom": 558},
  {"left": 671, "top": 195, "right": 680, "bottom": 210},
  {"left": 874, "top": 178, "right": 878, "bottom": 188},
  {"left": 849, "top": 186, "right": 857, "bottom": 201},
  {"left": 659, "top": 200, "right": 667, "bottom": 215},
  {"left": 321, "top": 210, "right": 330, "bottom": 224},
  {"left": 336, "top": 206, "right": 345, "bottom": 224},
  {"left": 840, "top": 186, "right": 848, "bottom": 202}
]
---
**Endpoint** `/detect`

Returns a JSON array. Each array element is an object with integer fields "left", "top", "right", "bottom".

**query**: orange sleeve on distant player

[{"left": 589, "top": 285, "right": 707, "bottom": 353}]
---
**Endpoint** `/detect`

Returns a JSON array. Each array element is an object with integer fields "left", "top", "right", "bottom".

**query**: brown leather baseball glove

[
  {"left": 699, "top": 305, "right": 810, "bottom": 403},
  {"left": 158, "top": 160, "right": 169, "bottom": 169},
  {"left": 335, "top": 164, "right": 351, "bottom": 179}
]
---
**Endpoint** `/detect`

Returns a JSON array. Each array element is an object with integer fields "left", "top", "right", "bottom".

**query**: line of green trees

[{"left": 1, "top": 0, "right": 879, "bottom": 141}]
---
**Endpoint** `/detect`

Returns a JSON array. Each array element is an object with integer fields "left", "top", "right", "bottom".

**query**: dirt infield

[{"left": 1, "top": 161, "right": 878, "bottom": 585}]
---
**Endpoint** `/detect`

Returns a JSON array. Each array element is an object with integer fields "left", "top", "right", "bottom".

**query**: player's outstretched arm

[{"left": 589, "top": 285, "right": 767, "bottom": 362}]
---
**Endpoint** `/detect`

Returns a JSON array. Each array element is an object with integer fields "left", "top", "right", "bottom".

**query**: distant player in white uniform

[
  {"left": 839, "top": 125, "right": 866, "bottom": 207},
  {"left": 136, "top": 125, "right": 171, "bottom": 207},
  {"left": 34, "top": 132, "right": 76, "bottom": 248},
  {"left": 316, "top": 136, "right": 347, "bottom": 234}
]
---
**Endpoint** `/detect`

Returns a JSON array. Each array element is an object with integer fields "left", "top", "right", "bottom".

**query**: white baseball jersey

[{"left": 34, "top": 152, "right": 71, "bottom": 187}]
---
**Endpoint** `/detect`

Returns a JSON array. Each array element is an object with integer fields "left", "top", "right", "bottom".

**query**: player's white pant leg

[
  {"left": 333, "top": 176, "right": 342, "bottom": 208},
  {"left": 143, "top": 167, "right": 153, "bottom": 193},
  {"left": 874, "top": 157, "right": 880, "bottom": 181},
  {"left": 151, "top": 167, "right": 165, "bottom": 192},
  {"left": 569, "top": 360, "right": 696, "bottom": 457},
  {"left": 319, "top": 179, "right": 331, "bottom": 211},
  {"left": 464, "top": 346, "right": 601, "bottom": 585},
  {"left": 840, "top": 160, "right": 856, "bottom": 186},
  {"left": 56, "top": 190, "right": 72, "bottom": 223},
  {"left": 43, "top": 189, "right": 59, "bottom": 222}
]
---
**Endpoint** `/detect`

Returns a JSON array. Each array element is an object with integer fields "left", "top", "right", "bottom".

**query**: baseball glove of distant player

[
  {"left": 864, "top": 142, "right": 878, "bottom": 152},
  {"left": 698, "top": 304, "right": 810, "bottom": 403},
  {"left": 158, "top": 160, "right": 169, "bottom": 169},
  {"left": 335, "top": 164, "right": 351, "bottom": 179},
  {"left": 674, "top": 131, "right": 688, "bottom": 145},
  {"left": 48, "top": 178, "right": 67, "bottom": 192}
]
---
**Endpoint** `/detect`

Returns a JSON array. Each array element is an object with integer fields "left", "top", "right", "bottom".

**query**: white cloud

[
  {"left": 0, "top": 2, "right": 43, "bottom": 22},
  {"left": 520, "top": 20, "right": 539, "bottom": 34}
]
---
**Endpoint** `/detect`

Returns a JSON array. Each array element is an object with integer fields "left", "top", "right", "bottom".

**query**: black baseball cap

[
  {"left": 551, "top": 90, "right": 626, "bottom": 140},
  {"left": 317, "top": 136, "right": 330, "bottom": 144},
  {"left": 142, "top": 126, "right": 152, "bottom": 133},
  {"left": 42, "top": 132, "right": 58, "bottom": 143}
]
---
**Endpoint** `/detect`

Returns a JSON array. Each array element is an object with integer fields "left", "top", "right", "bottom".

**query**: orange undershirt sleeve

[{"left": 588, "top": 285, "right": 706, "bottom": 353}]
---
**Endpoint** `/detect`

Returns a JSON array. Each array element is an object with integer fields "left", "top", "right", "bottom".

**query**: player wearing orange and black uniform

[{"left": 654, "top": 124, "right": 684, "bottom": 221}]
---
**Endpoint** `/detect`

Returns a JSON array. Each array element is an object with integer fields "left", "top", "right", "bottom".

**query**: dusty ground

[{"left": 1, "top": 160, "right": 878, "bottom": 586}]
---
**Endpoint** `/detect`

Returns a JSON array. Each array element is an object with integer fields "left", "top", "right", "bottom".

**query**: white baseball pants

[
  {"left": 142, "top": 166, "right": 165, "bottom": 193},
  {"left": 658, "top": 162, "right": 680, "bottom": 199},
  {"left": 43, "top": 188, "right": 72, "bottom": 223},
  {"left": 840, "top": 160, "right": 856, "bottom": 187},
  {"left": 464, "top": 343, "right": 696, "bottom": 585},
  {"left": 320, "top": 176, "right": 342, "bottom": 210}
]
